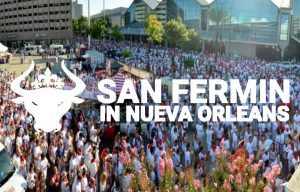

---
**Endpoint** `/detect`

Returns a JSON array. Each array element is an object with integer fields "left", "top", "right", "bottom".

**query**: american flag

[{"left": 112, "top": 72, "right": 126, "bottom": 95}]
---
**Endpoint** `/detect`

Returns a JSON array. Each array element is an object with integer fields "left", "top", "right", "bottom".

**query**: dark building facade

[{"left": 0, "top": 0, "right": 73, "bottom": 47}]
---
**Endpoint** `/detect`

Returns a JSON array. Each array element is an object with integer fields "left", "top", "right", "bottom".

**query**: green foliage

[
  {"left": 89, "top": 17, "right": 109, "bottom": 39},
  {"left": 208, "top": 8, "right": 230, "bottom": 26},
  {"left": 73, "top": 16, "right": 109, "bottom": 39},
  {"left": 184, "top": 56, "right": 195, "bottom": 69},
  {"left": 145, "top": 14, "right": 164, "bottom": 43},
  {"left": 111, "top": 25, "right": 124, "bottom": 41},
  {"left": 72, "top": 16, "right": 89, "bottom": 36},
  {"left": 182, "top": 29, "right": 202, "bottom": 51},
  {"left": 164, "top": 17, "right": 189, "bottom": 48},
  {"left": 121, "top": 49, "right": 132, "bottom": 58}
]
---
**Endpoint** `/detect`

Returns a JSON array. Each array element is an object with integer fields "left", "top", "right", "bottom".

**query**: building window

[
  {"left": 280, "top": 14, "right": 289, "bottom": 41},
  {"left": 201, "top": 9, "right": 208, "bottom": 30}
]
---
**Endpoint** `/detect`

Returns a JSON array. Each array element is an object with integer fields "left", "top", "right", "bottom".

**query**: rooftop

[
  {"left": 91, "top": 7, "right": 127, "bottom": 18},
  {"left": 197, "top": 0, "right": 291, "bottom": 8}
]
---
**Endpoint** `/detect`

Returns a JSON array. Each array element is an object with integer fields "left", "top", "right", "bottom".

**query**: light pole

[
  {"left": 88, "top": 0, "right": 91, "bottom": 49},
  {"left": 59, "top": 20, "right": 62, "bottom": 44},
  {"left": 103, "top": 0, "right": 106, "bottom": 17}
]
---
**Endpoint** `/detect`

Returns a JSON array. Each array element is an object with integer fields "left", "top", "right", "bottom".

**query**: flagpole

[
  {"left": 88, "top": 0, "right": 91, "bottom": 49},
  {"left": 103, "top": 0, "right": 106, "bottom": 17}
]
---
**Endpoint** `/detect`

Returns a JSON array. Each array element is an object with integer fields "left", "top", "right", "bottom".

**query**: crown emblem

[{"left": 31, "top": 68, "right": 64, "bottom": 89}]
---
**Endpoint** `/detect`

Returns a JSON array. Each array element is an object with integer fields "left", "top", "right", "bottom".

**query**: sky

[
  {"left": 75, "top": 0, "right": 133, "bottom": 16},
  {"left": 75, "top": 0, "right": 291, "bottom": 16}
]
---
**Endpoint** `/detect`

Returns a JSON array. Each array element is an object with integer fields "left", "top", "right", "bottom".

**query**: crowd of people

[{"left": 0, "top": 39, "right": 299, "bottom": 192}]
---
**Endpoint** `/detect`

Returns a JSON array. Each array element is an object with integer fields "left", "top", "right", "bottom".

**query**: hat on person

[
  {"left": 77, "top": 147, "right": 82, "bottom": 155},
  {"left": 71, "top": 151, "right": 76, "bottom": 157},
  {"left": 61, "top": 171, "right": 67, "bottom": 179},
  {"left": 89, "top": 177, "right": 96, "bottom": 184}
]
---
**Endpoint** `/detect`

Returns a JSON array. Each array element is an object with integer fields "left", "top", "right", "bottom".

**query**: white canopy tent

[
  {"left": 0, "top": 42, "right": 8, "bottom": 53},
  {"left": 286, "top": 166, "right": 300, "bottom": 192}
]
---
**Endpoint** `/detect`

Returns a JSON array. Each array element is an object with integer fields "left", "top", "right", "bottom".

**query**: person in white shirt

[
  {"left": 33, "top": 140, "right": 42, "bottom": 169},
  {"left": 147, "top": 147, "right": 155, "bottom": 168},
  {"left": 69, "top": 151, "right": 78, "bottom": 181},
  {"left": 287, "top": 146, "right": 294, "bottom": 172},
  {"left": 61, "top": 171, "right": 70, "bottom": 192},
  {"left": 12, "top": 148, "right": 21, "bottom": 170},
  {"left": 173, "top": 148, "right": 181, "bottom": 173},
  {"left": 15, "top": 130, "right": 23, "bottom": 148},
  {"left": 206, "top": 126, "right": 213, "bottom": 152},
  {"left": 99, "top": 172, "right": 107, "bottom": 192},
  {"left": 4, "top": 131, "right": 13, "bottom": 155},
  {"left": 26, "top": 165, "right": 36, "bottom": 192},
  {"left": 170, "top": 126, "right": 178, "bottom": 144},
  {"left": 252, "top": 133, "right": 258, "bottom": 154},
  {"left": 292, "top": 152, "right": 300, "bottom": 170},
  {"left": 223, "top": 135, "right": 230, "bottom": 150},
  {"left": 244, "top": 128, "right": 252, "bottom": 143},
  {"left": 196, "top": 122, "right": 204, "bottom": 141},
  {"left": 293, "top": 110, "right": 300, "bottom": 133},
  {"left": 184, "top": 144, "right": 191, "bottom": 168},
  {"left": 72, "top": 174, "right": 82, "bottom": 192},
  {"left": 246, "top": 137, "right": 254, "bottom": 156},
  {"left": 87, "top": 178, "right": 96, "bottom": 192},
  {"left": 81, "top": 169, "right": 88, "bottom": 192},
  {"left": 232, "top": 130, "right": 238, "bottom": 151},
  {"left": 210, "top": 145, "right": 218, "bottom": 164},
  {"left": 88, "top": 154, "right": 98, "bottom": 178},
  {"left": 38, "top": 154, "right": 49, "bottom": 180}
]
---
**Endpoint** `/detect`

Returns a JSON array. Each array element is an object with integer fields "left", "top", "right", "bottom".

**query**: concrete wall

[
  {"left": 110, "top": 15, "right": 123, "bottom": 27},
  {"left": 225, "top": 41, "right": 257, "bottom": 57}
]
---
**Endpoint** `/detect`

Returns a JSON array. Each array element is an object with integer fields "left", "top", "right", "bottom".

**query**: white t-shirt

[
  {"left": 206, "top": 129, "right": 213, "bottom": 144},
  {"left": 38, "top": 159, "right": 49, "bottom": 178},
  {"left": 26, "top": 172, "right": 36, "bottom": 189},
  {"left": 196, "top": 123, "right": 204, "bottom": 139},
  {"left": 72, "top": 178, "right": 82, "bottom": 192}
]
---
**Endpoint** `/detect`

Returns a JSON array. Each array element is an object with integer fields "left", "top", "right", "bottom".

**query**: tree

[
  {"left": 208, "top": 8, "right": 230, "bottom": 54},
  {"left": 73, "top": 16, "right": 89, "bottom": 37},
  {"left": 145, "top": 14, "right": 164, "bottom": 44},
  {"left": 164, "top": 17, "right": 189, "bottom": 77},
  {"left": 72, "top": 19, "right": 79, "bottom": 35},
  {"left": 184, "top": 56, "right": 194, "bottom": 69},
  {"left": 111, "top": 25, "right": 124, "bottom": 41},
  {"left": 145, "top": 14, "right": 164, "bottom": 72},
  {"left": 182, "top": 29, "right": 202, "bottom": 52},
  {"left": 164, "top": 17, "right": 189, "bottom": 49},
  {"left": 89, "top": 17, "right": 109, "bottom": 40},
  {"left": 121, "top": 49, "right": 132, "bottom": 58},
  {"left": 208, "top": 7, "right": 230, "bottom": 41}
]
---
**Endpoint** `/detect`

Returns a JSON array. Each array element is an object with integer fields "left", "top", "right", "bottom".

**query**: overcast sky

[
  {"left": 75, "top": 0, "right": 133, "bottom": 16},
  {"left": 75, "top": 0, "right": 290, "bottom": 17}
]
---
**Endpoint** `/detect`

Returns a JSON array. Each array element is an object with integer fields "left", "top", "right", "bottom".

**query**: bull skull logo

[{"left": 10, "top": 60, "right": 86, "bottom": 132}]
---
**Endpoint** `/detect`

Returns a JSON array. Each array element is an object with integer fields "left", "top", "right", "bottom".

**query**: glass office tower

[
  {"left": 123, "top": 0, "right": 297, "bottom": 58},
  {"left": 204, "top": 0, "right": 280, "bottom": 44},
  {"left": 173, "top": 0, "right": 202, "bottom": 29},
  {"left": 292, "top": 0, "right": 300, "bottom": 40}
]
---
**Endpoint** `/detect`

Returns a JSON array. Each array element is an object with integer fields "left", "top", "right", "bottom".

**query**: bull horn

[
  {"left": 10, "top": 60, "right": 35, "bottom": 97},
  {"left": 61, "top": 60, "right": 86, "bottom": 96}
]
